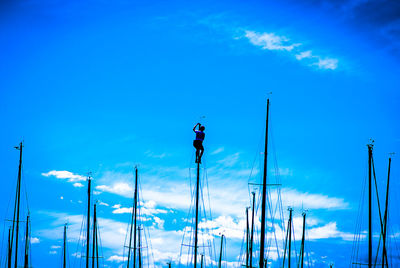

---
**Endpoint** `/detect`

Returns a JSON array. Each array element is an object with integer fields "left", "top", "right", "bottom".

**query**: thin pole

[
  {"left": 194, "top": 162, "right": 201, "bottom": 268},
  {"left": 24, "top": 215, "right": 29, "bottom": 268},
  {"left": 288, "top": 209, "right": 293, "bottom": 268},
  {"left": 260, "top": 99, "right": 270, "bottom": 268},
  {"left": 86, "top": 177, "right": 91, "bottom": 268},
  {"left": 14, "top": 142, "right": 23, "bottom": 268},
  {"left": 127, "top": 168, "right": 138, "bottom": 268},
  {"left": 300, "top": 213, "right": 306, "bottom": 268},
  {"left": 249, "top": 192, "right": 255, "bottom": 268},
  {"left": 63, "top": 224, "right": 67, "bottom": 268},
  {"left": 200, "top": 254, "right": 204, "bottom": 268},
  {"left": 8, "top": 227, "right": 12, "bottom": 268},
  {"left": 288, "top": 208, "right": 293, "bottom": 268},
  {"left": 382, "top": 156, "right": 392, "bottom": 268},
  {"left": 246, "top": 208, "right": 249, "bottom": 267},
  {"left": 368, "top": 144, "right": 373, "bottom": 268},
  {"left": 133, "top": 168, "right": 138, "bottom": 268},
  {"left": 92, "top": 204, "right": 97, "bottom": 268},
  {"left": 282, "top": 214, "right": 290, "bottom": 267},
  {"left": 218, "top": 234, "right": 224, "bottom": 268},
  {"left": 168, "top": 262, "right": 172, "bottom": 268},
  {"left": 138, "top": 226, "right": 142, "bottom": 268}
]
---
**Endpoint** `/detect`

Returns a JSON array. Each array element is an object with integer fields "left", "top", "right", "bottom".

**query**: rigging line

[
  {"left": 203, "top": 163, "right": 217, "bottom": 264},
  {"left": 291, "top": 213, "right": 299, "bottom": 267},
  {"left": 371, "top": 156, "right": 384, "bottom": 233}
]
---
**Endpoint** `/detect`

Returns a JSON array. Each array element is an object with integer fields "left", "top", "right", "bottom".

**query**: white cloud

[
  {"left": 145, "top": 150, "right": 167, "bottom": 159},
  {"left": 245, "top": 30, "right": 300, "bottom": 51},
  {"left": 314, "top": 57, "right": 338, "bottom": 70},
  {"left": 243, "top": 30, "right": 339, "bottom": 70},
  {"left": 73, "top": 182, "right": 84, "bottom": 188},
  {"left": 51, "top": 245, "right": 61, "bottom": 249},
  {"left": 216, "top": 152, "right": 240, "bottom": 167},
  {"left": 41, "top": 170, "right": 86, "bottom": 182},
  {"left": 107, "top": 255, "right": 126, "bottom": 262},
  {"left": 96, "top": 183, "right": 133, "bottom": 198},
  {"left": 210, "top": 147, "right": 224, "bottom": 155},
  {"left": 49, "top": 250, "right": 57, "bottom": 255},
  {"left": 31, "top": 237, "right": 40, "bottom": 244},
  {"left": 98, "top": 201, "right": 109, "bottom": 207},
  {"left": 295, "top": 50, "right": 312, "bottom": 60}
]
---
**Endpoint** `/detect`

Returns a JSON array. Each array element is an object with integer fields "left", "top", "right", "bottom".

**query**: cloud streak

[{"left": 243, "top": 30, "right": 339, "bottom": 70}]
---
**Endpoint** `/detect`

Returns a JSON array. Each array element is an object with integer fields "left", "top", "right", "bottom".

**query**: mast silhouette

[
  {"left": 194, "top": 162, "right": 200, "bottom": 268},
  {"left": 12, "top": 142, "right": 23, "bottom": 268},
  {"left": 138, "top": 226, "right": 142, "bottom": 268},
  {"left": 218, "top": 234, "right": 224, "bottom": 268},
  {"left": 382, "top": 156, "right": 392, "bottom": 268},
  {"left": 299, "top": 212, "right": 306, "bottom": 268},
  {"left": 92, "top": 203, "right": 97, "bottom": 268},
  {"left": 368, "top": 144, "right": 373, "bottom": 268},
  {"left": 24, "top": 215, "right": 30, "bottom": 268},
  {"left": 127, "top": 167, "right": 138, "bottom": 268},
  {"left": 283, "top": 208, "right": 293, "bottom": 268},
  {"left": 249, "top": 192, "right": 255, "bottom": 268},
  {"left": 8, "top": 227, "right": 12, "bottom": 268},
  {"left": 259, "top": 99, "right": 270, "bottom": 268},
  {"left": 63, "top": 223, "right": 67, "bottom": 268},
  {"left": 246, "top": 208, "right": 250, "bottom": 267},
  {"left": 86, "top": 177, "right": 92, "bottom": 268}
]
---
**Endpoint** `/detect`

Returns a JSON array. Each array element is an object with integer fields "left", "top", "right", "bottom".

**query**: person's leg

[
  {"left": 198, "top": 144, "right": 204, "bottom": 163},
  {"left": 198, "top": 149, "right": 204, "bottom": 163},
  {"left": 194, "top": 140, "right": 199, "bottom": 163}
]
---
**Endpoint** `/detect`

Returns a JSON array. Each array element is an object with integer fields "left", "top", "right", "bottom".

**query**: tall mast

[
  {"left": 92, "top": 204, "right": 97, "bottom": 268},
  {"left": 24, "top": 215, "right": 29, "bottom": 268},
  {"left": 194, "top": 162, "right": 201, "bottom": 268},
  {"left": 246, "top": 208, "right": 249, "bottom": 267},
  {"left": 288, "top": 208, "right": 293, "bottom": 268},
  {"left": 367, "top": 144, "right": 373, "bottom": 268},
  {"left": 86, "top": 176, "right": 92, "bottom": 268},
  {"left": 218, "top": 234, "right": 224, "bottom": 268},
  {"left": 127, "top": 167, "right": 138, "bottom": 268},
  {"left": 299, "top": 212, "right": 306, "bottom": 268},
  {"left": 200, "top": 254, "right": 204, "bottom": 268},
  {"left": 382, "top": 156, "right": 392, "bottom": 268},
  {"left": 138, "top": 226, "right": 142, "bottom": 268},
  {"left": 249, "top": 192, "right": 255, "bottom": 268},
  {"left": 133, "top": 168, "right": 138, "bottom": 268},
  {"left": 259, "top": 99, "right": 270, "bottom": 268},
  {"left": 63, "top": 223, "right": 67, "bottom": 268},
  {"left": 8, "top": 227, "right": 12, "bottom": 268},
  {"left": 13, "top": 142, "right": 23, "bottom": 268}
]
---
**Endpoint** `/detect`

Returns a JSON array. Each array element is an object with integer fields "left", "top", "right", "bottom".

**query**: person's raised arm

[{"left": 193, "top": 123, "right": 200, "bottom": 132}]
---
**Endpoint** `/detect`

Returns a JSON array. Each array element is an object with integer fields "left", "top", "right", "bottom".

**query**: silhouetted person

[{"left": 193, "top": 123, "right": 205, "bottom": 164}]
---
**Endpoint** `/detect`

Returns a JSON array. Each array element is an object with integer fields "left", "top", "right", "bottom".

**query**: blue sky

[{"left": 0, "top": 0, "right": 400, "bottom": 267}]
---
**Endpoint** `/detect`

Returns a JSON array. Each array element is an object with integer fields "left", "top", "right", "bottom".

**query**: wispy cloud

[
  {"left": 42, "top": 170, "right": 86, "bottom": 182},
  {"left": 210, "top": 147, "right": 224, "bottom": 155},
  {"left": 243, "top": 30, "right": 339, "bottom": 70}
]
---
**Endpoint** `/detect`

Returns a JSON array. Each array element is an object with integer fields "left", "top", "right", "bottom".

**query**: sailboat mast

[
  {"left": 249, "top": 192, "right": 255, "bottom": 268},
  {"left": 24, "top": 215, "right": 29, "bottom": 268},
  {"left": 259, "top": 99, "right": 270, "bottom": 268},
  {"left": 138, "top": 226, "right": 142, "bottom": 268},
  {"left": 8, "top": 227, "right": 12, "bottom": 268},
  {"left": 246, "top": 208, "right": 249, "bottom": 267},
  {"left": 92, "top": 204, "right": 97, "bottom": 268},
  {"left": 133, "top": 168, "right": 138, "bottom": 268},
  {"left": 288, "top": 208, "right": 293, "bottom": 268},
  {"left": 218, "top": 234, "right": 224, "bottom": 268},
  {"left": 300, "top": 212, "right": 306, "bottom": 268},
  {"left": 382, "top": 156, "right": 392, "bottom": 268},
  {"left": 86, "top": 177, "right": 91, "bottom": 268},
  {"left": 194, "top": 162, "right": 201, "bottom": 268},
  {"left": 368, "top": 144, "right": 373, "bottom": 268},
  {"left": 14, "top": 142, "right": 23, "bottom": 268},
  {"left": 63, "top": 223, "right": 67, "bottom": 268}
]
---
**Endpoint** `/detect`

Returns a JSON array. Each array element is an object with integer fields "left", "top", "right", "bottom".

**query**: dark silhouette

[{"left": 193, "top": 123, "right": 205, "bottom": 164}]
